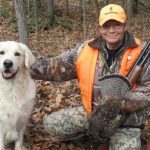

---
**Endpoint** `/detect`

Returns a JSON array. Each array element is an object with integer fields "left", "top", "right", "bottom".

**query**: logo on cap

[{"left": 105, "top": 6, "right": 118, "bottom": 15}]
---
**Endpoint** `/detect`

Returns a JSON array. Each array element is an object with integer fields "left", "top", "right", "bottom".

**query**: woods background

[
  {"left": 1, "top": 0, "right": 150, "bottom": 55},
  {"left": 0, "top": 0, "right": 150, "bottom": 150}
]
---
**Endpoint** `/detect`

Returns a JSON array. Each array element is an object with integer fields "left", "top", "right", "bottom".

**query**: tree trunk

[
  {"left": 33, "top": 0, "right": 39, "bottom": 39},
  {"left": 27, "top": 0, "right": 30, "bottom": 15},
  {"left": 65, "top": 0, "right": 69, "bottom": 16},
  {"left": 14, "top": 0, "right": 28, "bottom": 45},
  {"left": 81, "top": 0, "right": 86, "bottom": 41},
  {"left": 126, "top": 0, "right": 135, "bottom": 18},
  {"left": 79, "top": 0, "right": 83, "bottom": 20},
  {"left": 93, "top": 0, "right": 100, "bottom": 20},
  {"left": 47, "top": 0, "right": 55, "bottom": 24},
  {"left": 105, "top": 0, "right": 109, "bottom": 5}
]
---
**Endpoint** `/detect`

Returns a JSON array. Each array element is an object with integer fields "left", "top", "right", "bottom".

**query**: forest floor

[{"left": 0, "top": 0, "right": 150, "bottom": 150}]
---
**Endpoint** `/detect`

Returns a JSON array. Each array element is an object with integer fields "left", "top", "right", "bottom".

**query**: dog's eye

[
  {"left": 0, "top": 51, "right": 5, "bottom": 55},
  {"left": 15, "top": 52, "right": 21, "bottom": 56}
]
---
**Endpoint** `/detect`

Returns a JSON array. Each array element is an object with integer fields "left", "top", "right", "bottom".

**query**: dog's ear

[{"left": 19, "top": 43, "right": 35, "bottom": 68}]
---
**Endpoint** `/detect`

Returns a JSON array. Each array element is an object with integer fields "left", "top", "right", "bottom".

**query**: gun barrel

[
  {"left": 127, "top": 40, "right": 150, "bottom": 84},
  {"left": 128, "top": 65, "right": 142, "bottom": 84},
  {"left": 136, "top": 41, "right": 150, "bottom": 66}
]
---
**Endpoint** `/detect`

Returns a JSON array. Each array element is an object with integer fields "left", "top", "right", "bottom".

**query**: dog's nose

[{"left": 3, "top": 60, "right": 13, "bottom": 68}]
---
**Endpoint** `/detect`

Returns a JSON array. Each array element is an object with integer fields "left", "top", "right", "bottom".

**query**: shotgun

[
  {"left": 89, "top": 40, "right": 150, "bottom": 144},
  {"left": 127, "top": 40, "right": 150, "bottom": 85}
]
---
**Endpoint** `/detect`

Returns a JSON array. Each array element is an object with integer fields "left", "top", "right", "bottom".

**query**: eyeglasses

[{"left": 100, "top": 23, "right": 125, "bottom": 32}]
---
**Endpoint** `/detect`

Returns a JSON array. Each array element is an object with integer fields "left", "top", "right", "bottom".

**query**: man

[{"left": 30, "top": 4, "right": 150, "bottom": 150}]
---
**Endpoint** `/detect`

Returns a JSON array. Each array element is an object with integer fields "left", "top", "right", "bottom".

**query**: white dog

[{"left": 0, "top": 41, "right": 36, "bottom": 150}]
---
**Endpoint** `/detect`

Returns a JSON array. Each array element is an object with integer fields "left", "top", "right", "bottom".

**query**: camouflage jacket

[{"left": 30, "top": 32, "right": 150, "bottom": 127}]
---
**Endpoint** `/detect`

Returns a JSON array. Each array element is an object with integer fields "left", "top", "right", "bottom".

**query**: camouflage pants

[
  {"left": 109, "top": 128, "right": 141, "bottom": 150},
  {"left": 43, "top": 106, "right": 141, "bottom": 150}
]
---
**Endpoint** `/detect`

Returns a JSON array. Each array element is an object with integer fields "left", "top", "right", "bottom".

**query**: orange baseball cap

[{"left": 99, "top": 4, "right": 126, "bottom": 26}]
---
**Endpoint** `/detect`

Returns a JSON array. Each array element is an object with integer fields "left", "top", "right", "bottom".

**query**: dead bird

[{"left": 88, "top": 74, "right": 131, "bottom": 143}]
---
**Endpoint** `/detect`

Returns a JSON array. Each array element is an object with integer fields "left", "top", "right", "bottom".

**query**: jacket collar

[{"left": 88, "top": 31, "right": 138, "bottom": 50}]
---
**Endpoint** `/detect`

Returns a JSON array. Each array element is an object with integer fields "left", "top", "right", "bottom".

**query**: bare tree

[
  {"left": 81, "top": 0, "right": 86, "bottom": 40},
  {"left": 65, "top": 0, "right": 69, "bottom": 16},
  {"left": 126, "top": 0, "right": 135, "bottom": 18},
  {"left": 80, "top": 0, "right": 83, "bottom": 20},
  {"left": 47, "top": 0, "right": 55, "bottom": 24},
  {"left": 27, "top": 0, "right": 30, "bottom": 14},
  {"left": 93, "top": 0, "right": 100, "bottom": 20},
  {"left": 33, "top": 0, "right": 39, "bottom": 39},
  {"left": 14, "top": 0, "right": 28, "bottom": 45},
  {"left": 105, "top": 0, "right": 109, "bottom": 5}
]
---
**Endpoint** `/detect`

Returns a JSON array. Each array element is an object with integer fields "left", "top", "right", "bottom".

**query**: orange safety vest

[{"left": 76, "top": 38, "right": 142, "bottom": 114}]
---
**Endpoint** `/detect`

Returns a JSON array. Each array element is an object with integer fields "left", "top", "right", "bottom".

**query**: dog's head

[{"left": 0, "top": 41, "right": 35, "bottom": 79}]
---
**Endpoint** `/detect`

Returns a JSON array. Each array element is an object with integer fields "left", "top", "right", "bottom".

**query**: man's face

[{"left": 99, "top": 20, "right": 126, "bottom": 48}]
